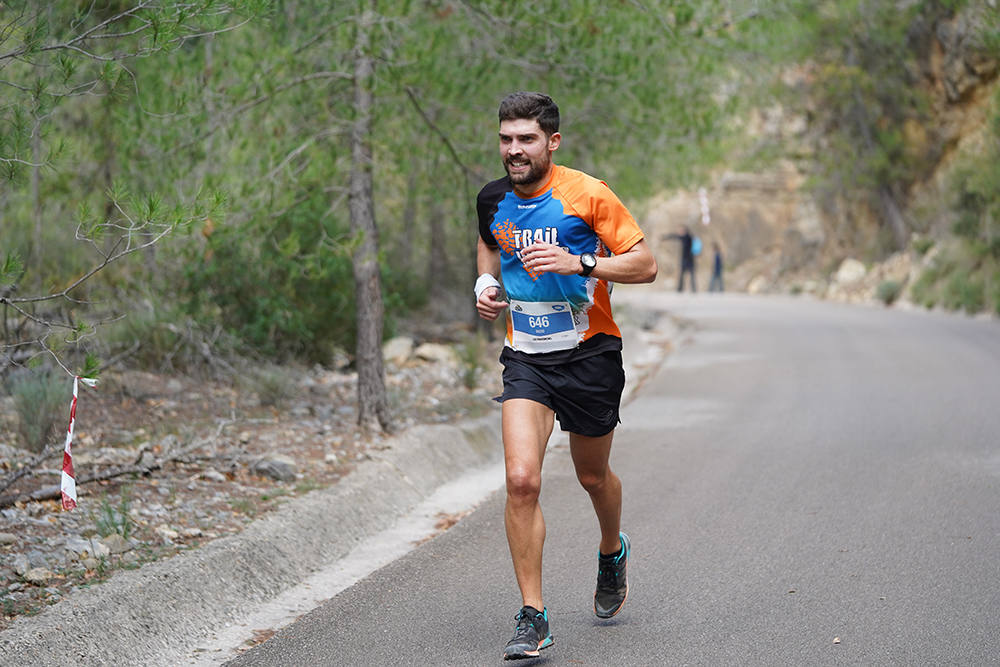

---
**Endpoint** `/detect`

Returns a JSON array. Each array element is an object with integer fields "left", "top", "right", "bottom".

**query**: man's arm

[
  {"left": 476, "top": 237, "right": 508, "bottom": 321},
  {"left": 519, "top": 239, "right": 658, "bottom": 284}
]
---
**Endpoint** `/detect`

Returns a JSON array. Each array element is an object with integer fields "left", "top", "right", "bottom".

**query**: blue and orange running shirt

[{"left": 477, "top": 165, "right": 645, "bottom": 361}]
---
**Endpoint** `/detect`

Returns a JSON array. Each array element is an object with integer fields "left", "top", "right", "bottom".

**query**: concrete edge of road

[
  {"left": 0, "top": 294, "right": 679, "bottom": 667},
  {"left": 0, "top": 416, "right": 506, "bottom": 666}
]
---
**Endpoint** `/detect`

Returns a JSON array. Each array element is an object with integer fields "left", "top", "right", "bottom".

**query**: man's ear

[{"left": 548, "top": 132, "right": 561, "bottom": 152}]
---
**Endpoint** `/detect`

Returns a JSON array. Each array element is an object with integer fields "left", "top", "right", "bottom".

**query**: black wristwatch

[{"left": 579, "top": 252, "right": 597, "bottom": 277}]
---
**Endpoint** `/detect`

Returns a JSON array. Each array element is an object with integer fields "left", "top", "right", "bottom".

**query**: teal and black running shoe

[
  {"left": 502, "top": 605, "right": 553, "bottom": 660},
  {"left": 594, "top": 531, "right": 630, "bottom": 619}
]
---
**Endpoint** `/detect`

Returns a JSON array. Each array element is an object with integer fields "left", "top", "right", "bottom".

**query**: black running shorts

[{"left": 496, "top": 348, "right": 626, "bottom": 437}]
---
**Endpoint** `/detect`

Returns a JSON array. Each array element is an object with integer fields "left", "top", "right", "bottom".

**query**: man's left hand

[{"left": 520, "top": 242, "right": 580, "bottom": 276}]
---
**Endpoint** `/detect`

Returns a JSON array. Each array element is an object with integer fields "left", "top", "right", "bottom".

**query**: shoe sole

[{"left": 503, "top": 636, "right": 553, "bottom": 660}]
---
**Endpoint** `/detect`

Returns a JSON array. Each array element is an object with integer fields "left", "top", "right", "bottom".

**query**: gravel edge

[{"left": 0, "top": 417, "right": 503, "bottom": 666}]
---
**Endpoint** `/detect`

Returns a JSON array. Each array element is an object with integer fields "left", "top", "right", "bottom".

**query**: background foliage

[{"left": 2, "top": 0, "right": 999, "bottom": 383}]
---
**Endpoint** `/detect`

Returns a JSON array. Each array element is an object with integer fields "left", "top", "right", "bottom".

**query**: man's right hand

[{"left": 476, "top": 286, "right": 508, "bottom": 321}]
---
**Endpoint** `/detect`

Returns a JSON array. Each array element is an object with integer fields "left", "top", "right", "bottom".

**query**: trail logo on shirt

[{"left": 493, "top": 218, "right": 560, "bottom": 281}]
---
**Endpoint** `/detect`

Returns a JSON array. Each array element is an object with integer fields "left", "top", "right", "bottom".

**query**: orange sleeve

[{"left": 590, "top": 181, "right": 644, "bottom": 255}]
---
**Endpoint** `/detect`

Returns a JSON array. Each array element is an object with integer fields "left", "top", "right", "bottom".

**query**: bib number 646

[{"left": 528, "top": 315, "right": 550, "bottom": 328}]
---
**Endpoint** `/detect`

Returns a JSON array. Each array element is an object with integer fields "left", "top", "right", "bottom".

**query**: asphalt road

[{"left": 228, "top": 293, "right": 1000, "bottom": 666}]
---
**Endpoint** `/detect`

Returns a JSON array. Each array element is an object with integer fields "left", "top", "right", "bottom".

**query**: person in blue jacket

[{"left": 664, "top": 225, "right": 696, "bottom": 292}]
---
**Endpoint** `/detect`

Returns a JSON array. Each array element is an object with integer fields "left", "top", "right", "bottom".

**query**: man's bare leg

[
  {"left": 502, "top": 398, "right": 555, "bottom": 611},
  {"left": 569, "top": 431, "right": 622, "bottom": 555}
]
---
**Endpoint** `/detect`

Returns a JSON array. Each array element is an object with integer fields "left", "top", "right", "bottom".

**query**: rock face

[
  {"left": 644, "top": 6, "right": 997, "bottom": 302},
  {"left": 935, "top": 8, "right": 999, "bottom": 103},
  {"left": 643, "top": 161, "right": 823, "bottom": 294}
]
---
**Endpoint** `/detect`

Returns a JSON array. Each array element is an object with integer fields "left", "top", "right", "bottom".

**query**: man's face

[{"left": 499, "top": 118, "right": 560, "bottom": 192}]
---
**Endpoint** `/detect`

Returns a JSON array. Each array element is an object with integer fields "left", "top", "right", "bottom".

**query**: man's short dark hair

[{"left": 498, "top": 92, "right": 560, "bottom": 136}]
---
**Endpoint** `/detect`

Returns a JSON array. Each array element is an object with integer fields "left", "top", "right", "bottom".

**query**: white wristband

[{"left": 474, "top": 273, "right": 502, "bottom": 300}]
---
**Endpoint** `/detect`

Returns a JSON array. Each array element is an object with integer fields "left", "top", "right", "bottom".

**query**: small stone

[
  {"left": 383, "top": 337, "right": 415, "bottom": 365},
  {"left": 26, "top": 550, "right": 48, "bottom": 569},
  {"left": 64, "top": 536, "right": 106, "bottom": 559},
  {"left": 81, "top": 558, "right": 100, "bottom": 570},
  {"left": 155, "top": 526, "right": 180, "bottom": 541},
  {"left": 101, "top": 534, "right": 133, "bottom": 554},
  {"left": 251, "top": 456, "right": 298, "bottom": 482},
  {"left": 23, "top": 567, "right": 54, "bottom": 585},
  {"left": 834, "top": 258, "right": 866, "bottom": 285},
  {"left": 0, "top": 532, "right": 17, "bottom": 545},
  {"left": 137, "top": 451, "right": 157, "bottom": 469},
  {"left": 200, "top": 469, "right": 227, "bottom": 483},
  {"left": 414, "top": 343, "right": 457, "bottom": 365},
  {"left": 178, "top": 527, "right": 203, "bottom": 539}
]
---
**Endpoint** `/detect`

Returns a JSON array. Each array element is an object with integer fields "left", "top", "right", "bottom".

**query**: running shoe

[
  {"left": 502, "top": 605, "right": 553, "bottom": 660},
  {"left": 594, "top": 531, "right": 630, "bottom": 618}
]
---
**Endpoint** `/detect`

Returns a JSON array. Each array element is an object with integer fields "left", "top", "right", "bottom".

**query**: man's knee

[
  {"left": 506, "top": 464, "right": 542, "bottom": 502},
  {"left": 576, "top": 467, "right": 614, "bottom": 495}
]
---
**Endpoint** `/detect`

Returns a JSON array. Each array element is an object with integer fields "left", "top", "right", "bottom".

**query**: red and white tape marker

[
  {"left": 61, "top": 376, "right": 97, "bottom": 511},
  {"left": 698, "top": 187, "right": 711, "bottom": 226}
]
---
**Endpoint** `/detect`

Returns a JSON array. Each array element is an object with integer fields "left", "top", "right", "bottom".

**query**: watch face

[{"left": 582, "top": 253, "right": 597, "bottom": 268}]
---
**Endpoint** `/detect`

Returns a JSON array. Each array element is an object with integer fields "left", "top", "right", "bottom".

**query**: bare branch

[
  {"left": 171, "top": 71, "right": 353, "bottom": 154},
  {"left": 0, "top": 418, "right": 235, "bottom": 508},
  {"left": 403, "top": 86, "right": 478, "bottom": 178},
  {"left": 264, "top": 128, "right": 338, "bottom": 182}
]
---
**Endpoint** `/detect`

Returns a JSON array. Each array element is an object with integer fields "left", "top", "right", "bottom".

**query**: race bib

[{"left": 509, "top": 300, "right": 579, "bottom": 353}]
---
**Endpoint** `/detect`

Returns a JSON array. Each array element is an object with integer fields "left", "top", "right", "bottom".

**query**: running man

[{"left": 474, "top": 92, "right": 657, "bottom": 660}]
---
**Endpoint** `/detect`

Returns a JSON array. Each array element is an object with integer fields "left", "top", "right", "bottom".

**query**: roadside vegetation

[
  {"left": 1, "top": 0, "right": 999, "bottom": 529},
  {"left": 1, "top": 0, "right": 999, "bottom": 632}
]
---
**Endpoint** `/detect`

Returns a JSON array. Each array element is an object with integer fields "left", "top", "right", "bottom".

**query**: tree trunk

[
  {"left": 31, "top": 123, "right": 41, "bottom": 268},
  {"left": 350, "top": 2, "right": 391, "bottom": 433},
  {"left": 427, "top": 194, "right": 449, "bottom": 306},
  {"left": 398, "top": 169, "right": 418, "bottom": 274},
  {"left": 877, "top": 186, "right": 908, "bottom": 251}
]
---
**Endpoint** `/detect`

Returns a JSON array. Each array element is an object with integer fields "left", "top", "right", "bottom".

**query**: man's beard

[{"left": 505, "top": 154, "right": 550, "bottom": 186}]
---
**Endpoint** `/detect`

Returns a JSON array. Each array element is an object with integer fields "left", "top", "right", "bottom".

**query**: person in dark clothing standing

[
  {"left": 709, "top": 241, "right": 724, "bottom": 292},
  {"left": 664, "top": 225, "right": 696, "bottom": 292}
]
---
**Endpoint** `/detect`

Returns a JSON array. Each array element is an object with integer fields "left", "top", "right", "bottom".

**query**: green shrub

[
  {"left": 101, "top": 307, "right": 184, "bottom": 370},
  {"left": 100, "top": 304, "right": 245, "bottom": 375},
  {"left": 246, "top": 364, "right": 298, "bottom": 407},
  {"left": 943, "top": 273, "right": 984, "bottom": 313},
  {"left": 952, "top": 211, "right": 981, "bottom": 240},
  {"left": 180, "top": 201, "right": 358, "bottom": 364},
  {"left": 912, "top": 237, "right": 934, "bottom": 256},
  {"left": 94, "top": 487, "right": 134, "bottom": 539},
  {"left": 456, "top": 335, "right": 486, "bottom": 390},
  {"left": 876, "top": 279, "right": 903, "bottom": 306},
  {"left": 9, "top": 371, "right": 67, "bottom": 452}
]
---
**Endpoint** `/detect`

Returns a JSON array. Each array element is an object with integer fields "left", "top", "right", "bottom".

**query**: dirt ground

[{"left": 0, "top": 338, "right": 503, "bottom": 632}]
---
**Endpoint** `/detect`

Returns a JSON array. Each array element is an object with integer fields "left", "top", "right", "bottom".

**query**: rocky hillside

[{"left": 643, "top": 6, "right": 999, "bottom": 310}]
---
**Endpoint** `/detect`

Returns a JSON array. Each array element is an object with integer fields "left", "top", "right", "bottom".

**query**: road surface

[{"left": 229, "top": 293, "right": 1000, "bottom": 666}]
